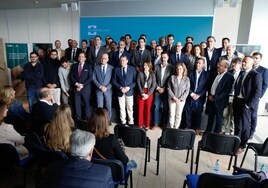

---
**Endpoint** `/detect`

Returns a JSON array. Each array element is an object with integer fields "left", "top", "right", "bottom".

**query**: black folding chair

[
  {"left": 92, "top": 158, "right": 133, "bottom": 188},
  {"left": 156, "top": 128, "right": 195, "bottom": 175},
  {"left": 114, "top": 124, "right": 150, "bottom": 176},
  {"left": 240, "top": 137, "right": 268, "bottom": 171},
  {"left": 195, "top": 132, "right": 240, "bottom": 174}
]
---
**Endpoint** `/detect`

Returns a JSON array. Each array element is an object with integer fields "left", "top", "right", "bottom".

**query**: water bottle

[
  {"left": 128, "top": 160, "right": 137, "bottom": 169},
  {"left": 214, "top": 159, "right": 220, "bottom": 173},
  {"left": 260, "top": 164, "right": 266, "bottom": 173}
]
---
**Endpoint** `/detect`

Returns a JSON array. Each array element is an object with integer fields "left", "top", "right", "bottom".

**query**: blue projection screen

[{"left": 80, "top": 16, "right": 213, "bottom": 44}]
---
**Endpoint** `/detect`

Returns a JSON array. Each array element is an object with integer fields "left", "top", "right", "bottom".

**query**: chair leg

[
  {"left": 156, "top": 145, "right": 160, "bottom": 175},
  {"left": 195, "top": 149, "right": 200, "bottom": 174},
  {"left": 240, "top": 145, "right": 250, "bottom": 167},
  {"left": 228, "top": 155, "right": 233, "bottom": 170},
  {"left": 144, "top": 145, "right": 148, "bottom": 176},
  {"left": 186, "top": 149, "right": 190, "bottom": 163},
  {"left": 125, "top": 170, "right": 133, "bottom": 188},
  {"left": 183, "top": 179, "right": 188, "bottom": 188},
  {"left": 190, "top": 149, "right": 194, "bottom": 174},
  {"left": 148, "top": 139, "right": 151, "bottom": 162},
  {"left": 254, "top": 154, "right": 258, "bottom": 171},
  {"left": 233, "top": 155, "right": 238, "bottom": 174}
]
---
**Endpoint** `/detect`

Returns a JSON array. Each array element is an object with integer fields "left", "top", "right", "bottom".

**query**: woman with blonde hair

[
  {"left": 167, "top": 63, "right": 190, "bottom": 129},
  {"left": 0, "top": 85, "right": 30, "bottom": 133},
  {"left": 43, "top": 104, "right": 74, "bottom": 153},
  {"left": 0, "top": 100, "right": 29, "bottom": 159},
  {"left": 87, "top": 108, "right": 129, "bottom": 166}
]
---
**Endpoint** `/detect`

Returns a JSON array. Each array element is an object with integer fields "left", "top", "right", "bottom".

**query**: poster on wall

[
  {"left": 5, "top": 43, "right": 29, "bottom": 96},
  {"left": 80, "top": 16, "right": 213, "bottom": 44},
  {"left": 32, "top": 43, "right": 53, "bottom": 64},
  {"left": 235, "top": 44, "right": 261, "bottom": 56}
]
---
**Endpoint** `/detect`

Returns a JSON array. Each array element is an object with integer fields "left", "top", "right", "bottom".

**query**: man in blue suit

[
  {"left": 44, "top": 129, "right": 113, "bottom": 188},
  {"left": 233, "top": 56, "right": 262, "bottom": 153},
  {"left": 183, "top": 58, "right": 209, "bottom": 133},
  {"left": 168, "top": 42, "right": 190, "bottom": 68},
  {"left": 93, "top": 53, "right": 114, "bottom": 119},
  {"left": 249, "top": 52, "right": 268, "bottom": 138},
  {"left": 111, "top": 40, "right": 131, "bottom": 67},
  {"left": 206, "top": 59, "right": 234, "bottom": 134},
  {"left": 204, "top": 36, "right": 221, "bottom": 74},
  {"left": 112, "top": 55, "right": 136, "bottom": 125},
  {"left": 70, "top": 52, "right": 93, "bottom": 121}
]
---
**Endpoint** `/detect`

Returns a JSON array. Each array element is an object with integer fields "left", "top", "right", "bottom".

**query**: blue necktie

[
  {"left": 102, "top": 66, "right": 105, "bottom": 79},
  {"left": 236, "top": 71, "right": 245, "bottom": 96}
]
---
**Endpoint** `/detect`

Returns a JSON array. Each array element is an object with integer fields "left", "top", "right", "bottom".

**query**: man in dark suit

[
  {"left": 70, "top": 52, "right": 93, "bottom": 121},
  {"left": 249, "top": 52, "right": 268, "bottom": 138},
  {"left": 88, "top": 35, "right": 107, "bottom": 67},
  {"left": 111, "top": 40, "right": 130, "bottom": 67},
  {"left": 44, "top": 129, "right": 113, "bottom": 188},
  {"left": 65, "top": 39, "right": 82, "bottom": 63},
  {"left": 152, "top": 52, "right": 174, "bottom": 129},
  {"left": 168, "top": 42, "right": 190, "bottom": 68},
  {"left": 92, "top": 53, "right": 114, "bottom": 119},
  {"left": 131, "top": 37, "right": 151, "bottom": 71},
  {"left": 163, "top": 34, "right": 176, "bottom": 54},
  {"left": 112, "top": 55, "right": 136, "bottom": 125},
  {"left": 205, "top": 59, "right": 234, "bottom": 134},
  {"left": 32, "top": 87, "right": 58, "bottom": 136},
  {"left": 233, "top": 56, "right": 262, "bottom": 153},
  {"left": 183, "top": 58, "right": 209, "bottom": 132},
  {"left": 204, "top": 36, "right": 221, "bottom": 73}
]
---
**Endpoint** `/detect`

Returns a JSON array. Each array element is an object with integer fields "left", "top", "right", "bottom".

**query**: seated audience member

[
  {"left": 44, "top": 129, "right": 113, "bottom": 188},
  {"left": 87, "top": 108, "right": 129, "bottom": 166},
  {"left": 43, "top": 104, "right": 74, "bottom": 153},
  {"left": 31, "top": 88, "right": 58, "bottom": 136},
  {"left": 0, "top": 100, "right": 29, "bottom": 160},
  {"left": 0, "top": 85, "right": 30, "bottom": 133}
]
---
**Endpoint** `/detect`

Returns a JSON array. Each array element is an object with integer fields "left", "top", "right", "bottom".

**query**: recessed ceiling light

[{"left": 35, "top": 1, "right": 39, "bottom": 4}]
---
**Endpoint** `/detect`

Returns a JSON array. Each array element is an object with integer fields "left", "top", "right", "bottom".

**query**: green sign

[{"left": 5, "top": 43, "right": 28, "bottom": 69}]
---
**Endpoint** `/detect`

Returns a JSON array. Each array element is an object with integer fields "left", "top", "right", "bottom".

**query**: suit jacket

[
  {"left": 112, "top": 65, "right": 136, "bottom": 97},
  {"left": 137, "top": 71, "right": 156, "bottom": 95},
  {"left": 235, "top": 69, "right": 262, "bottom": 110},
  {"left": 111, "top": 51, "right": 131, "bottom": 67},
  {"left": 154, "top": 63, "right": 174, "bottom": 88},
  {"left": 255, "top": 65, "right": 268, "bottom": 98},
  {"left": 70, "top": 62, "right": 93, "bottom": 92},
  {"left": 92, "top": 64, "right": 114, "bottom": 94},
  {"left": 163, "top": 45, "right": 176, "bottom": 54},
  {"left": 130, "top": 49, "right": 151, "bottom": 68},
  {"left": 168, "top": 52, "right": 190, "bottom": 68},
  {"left": 204, "top": 47, "right": 221, "bottom": 72},
  {"left": 218, "top": 47, "right": 238, "bottom": 56},
  {"left": 187, "top": 69, "right": 209, "bottom": 103},
  {"left": 88, "top": 46, "right": 107, "bottom": 66},
  {"left": 209, "top": 71, "right": 234, "bottom": 109},
  {"left": 65, "top": 47, "right": 82, "bottom": 62},
  {"left": 44, "top": 157, "right": 113, "bottom": 188},
  {"left": 167, "top": 75, "right": 190, "bottom": 101}
]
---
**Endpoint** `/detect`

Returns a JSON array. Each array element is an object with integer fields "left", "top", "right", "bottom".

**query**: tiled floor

[{"left": 0, "top": 115, "right": 267, "bottom": 188}]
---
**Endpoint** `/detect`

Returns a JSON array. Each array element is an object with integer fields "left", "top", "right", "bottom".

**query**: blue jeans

[
  {"left": 27, "top": 88, "right": 40, "bottom": 113},
  {"left": 153, "top": 93, "right": 169, "bottom": 126}
]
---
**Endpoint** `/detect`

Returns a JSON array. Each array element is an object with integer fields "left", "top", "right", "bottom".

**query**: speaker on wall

[
  {"left": 230, "top": 0, "right": 238, "bottom": 7},
  {"left": 215, "top": 0, "right": 224, "bottom": 8},
  {"left": 71, "top": 2, "right": 78, "bottom": 11},
  {"left": 61, "top": 3, "right": 68, "bottom": 12}
]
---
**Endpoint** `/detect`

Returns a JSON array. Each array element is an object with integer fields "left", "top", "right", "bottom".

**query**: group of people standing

[{"left": 10, "top": 33, "right": 268, "bottom": 155}]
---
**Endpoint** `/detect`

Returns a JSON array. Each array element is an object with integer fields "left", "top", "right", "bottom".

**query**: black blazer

[{"left": 65, "top": 47, "right": 82, "bottom": 62}]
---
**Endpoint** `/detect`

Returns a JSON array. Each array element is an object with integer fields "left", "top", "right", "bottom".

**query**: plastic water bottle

[
  {"left": 214, "top": 159, "right": 220, "bottom": 173},
  {"left": 128, "top": 160, "right": 137, "bottom": 169},
  {"left": 260, "top": 164, "right": 266, "bottom": 173}
]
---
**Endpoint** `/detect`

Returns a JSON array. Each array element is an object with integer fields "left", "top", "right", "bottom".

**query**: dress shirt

[{"left": 210, "top": 71, "right": 227, "bottom": 95}]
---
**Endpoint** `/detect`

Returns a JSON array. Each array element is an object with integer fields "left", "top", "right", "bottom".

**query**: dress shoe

[
  {"left": 237, "top": 148, "right": 245, "bottom": 154},
  {"left": 150, "top": 124, "right": 158, "bottom": 130}
]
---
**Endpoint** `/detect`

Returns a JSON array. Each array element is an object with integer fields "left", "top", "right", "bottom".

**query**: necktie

[
  {"left": 122, "top": 67, "right": 126, "bottom": 79},
  {"left": 78, "top": 63, "right": 83, "bottom": 77},
  {"left": 236, "top": 71, "right": 245, "bottom": 96},
  {"left": 102, "top": 65, "right": 105, "bottom": 78},
  {"left": 177, "top": 54, "right": 180, "bottom": 62},
  {"left": 72, "top": 49, "right": 76, "bottom": 61},
  {"left": 139, "top": 50, "right": 143, "bottom": 60}
]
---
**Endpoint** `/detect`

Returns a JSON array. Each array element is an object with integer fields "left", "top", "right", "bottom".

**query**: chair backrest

[
  {"left": 114, "top": 125, "right": 147, "bottom": 147},
  {"left": 37, "top": 148, "right": 68, "bottom": 167},
  {"left": 0, "top": 143, "right": 20, "bottom": 166},
  {"left": 197, "top": 172, "right": 257, "bottom": 188},
  {"left": 260, "top": 137, "right": 268, "bottom": 155},
  {"left": 199, "top": 132, "right": 240, "bottom": 156},
  {"left": 24, "top": 132, "right": 44, "bottom": 152},
  {"left": 160, "top": 128, "right": 195, "bottom": 150},
  {"left": 259, "top": 179, "right": 268, "bottom": 188},
  {"left": 92, "top": 158, "right": 125, "bottom": 183}
]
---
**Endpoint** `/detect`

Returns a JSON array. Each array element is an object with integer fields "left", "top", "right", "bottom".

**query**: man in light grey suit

[{"left": 92, "top": 53, "right": 114, "bottom": 119}]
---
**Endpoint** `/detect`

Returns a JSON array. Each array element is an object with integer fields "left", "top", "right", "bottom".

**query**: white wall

[{"left": 0, "top": 8, "right": 79, "bottom": 50}]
